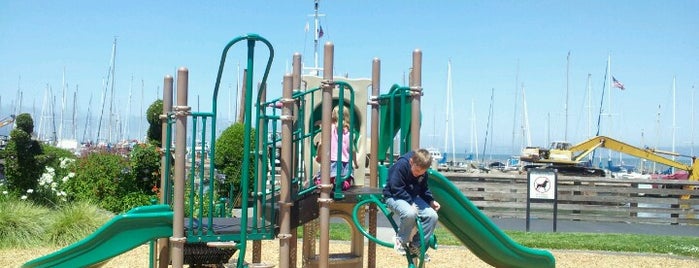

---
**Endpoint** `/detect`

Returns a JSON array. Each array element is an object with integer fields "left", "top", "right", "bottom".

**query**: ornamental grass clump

[
  {"left": 0, "top": 200, "right": 51, "bottom": 248},
  {"left": 44, "top": 201, "right": 113, "bottom": 247}
]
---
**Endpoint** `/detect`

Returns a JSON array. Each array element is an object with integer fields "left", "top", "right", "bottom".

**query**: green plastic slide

[
  {"left": 428, "top": 170, "right": 555, "bottom": 268},
  {"left": 23, "top": 204, "right": 173, "bottom": 268}
]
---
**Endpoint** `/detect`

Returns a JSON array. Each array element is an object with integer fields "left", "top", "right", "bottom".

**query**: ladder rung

[{"left": 206, "top": 241, "right": 238, "bottom": 248}]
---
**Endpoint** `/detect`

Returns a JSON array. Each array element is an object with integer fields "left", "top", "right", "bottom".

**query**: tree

[
  {"left": 15, "top": 113, "right": 34, "bottom": 134},
  {"left": 3, "top": 113, "right": 42, "bottom": 195},
  {"left": 214, "top": 123, "right": 256, "bottom": 201},
  {"left": 146, "top": 99, "right": 164, "bottom": 147}
]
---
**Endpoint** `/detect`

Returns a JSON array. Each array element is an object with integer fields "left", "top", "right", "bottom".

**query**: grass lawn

[{"left": 321, "top": 223, "right": 699, "bottom": 258}]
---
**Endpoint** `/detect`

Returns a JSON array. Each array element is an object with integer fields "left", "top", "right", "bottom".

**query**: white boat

[{"left": 427, "top": 147, "right": 443, "bottom": 164}]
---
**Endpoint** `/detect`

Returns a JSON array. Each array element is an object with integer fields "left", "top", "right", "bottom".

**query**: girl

[{"left": 315, "top": 105, "right": 358, "bottom": 190}]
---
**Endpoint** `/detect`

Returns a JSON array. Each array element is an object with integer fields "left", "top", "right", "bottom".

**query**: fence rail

[{"left": 439, "top": 172, "right": 699, "bottom": 225}]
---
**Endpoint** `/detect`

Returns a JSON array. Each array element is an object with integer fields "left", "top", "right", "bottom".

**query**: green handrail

[
  {"left": 331, "top": 81, "right": 356, "bottom": 199},
  {"left": 351, "top": 195, "right": 434, "bottom": 268}
]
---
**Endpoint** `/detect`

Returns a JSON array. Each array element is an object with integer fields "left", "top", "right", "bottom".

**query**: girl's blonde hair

[{"left": 332, "top": 105, "right": 351, "bottom": 129}]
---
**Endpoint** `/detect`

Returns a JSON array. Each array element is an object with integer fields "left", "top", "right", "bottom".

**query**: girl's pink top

[{"left": 330, "top": 123, "right": 350, "bottom": 162}]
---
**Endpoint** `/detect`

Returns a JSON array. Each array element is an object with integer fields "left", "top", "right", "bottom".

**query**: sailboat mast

[
  {"left": 470, "top": 99, "right": 479, "bottom": 162},
  {"left": 586, "top": 73, "right": 592, "bottom": 138},
  {"left": 692, "top": 84, "right": 696, "bottom": 156},
  {"left": 124, "top": 75, "right": 133, "bottom": 141},
  {"left": 450, "top": 72, "right": 455, "bottom": 161},
  {"left": 672, "top": 76, "right": 676, "bottom": 170},
  {"left": 72, "top": 85, "right": 77, "bottom": 140},
  {"left": 51, "top": 89, "right": 57, "bottom": 144},
  {"left": 607, "top": 54, "right": 612, "bottom": 160},
  {"left": 108, "top": 37, "right": 117, "bottom": 144},
  {"left": 511, "top": 60, "right": 519, "bottom": 154},
  {"left": 59, "top": 67, "right": 66, "bottom": 142},
  {"left": 521, "top": 84, "right": 532, "bottom": 147},
  {"left": 482, "top": 88, "right": 494, "bottom": 159},
  {"left": 38, "top": 84, "right": 48, "bottom": 141},
  {"left": 565, "top": 51, "right": 570, "bottom": 141},
  {"left": 14, "top": 76, "right": 22, "bottom": 115},
  {"left": 139, "top": 79, "right": 144, "bottom": 141},
  {"left": 83, "top": 93, "right": 92, "bottom": 143},
  {"left": 443, "top": 60, "right": 456, "bottom": 160},
  {"left": 586, "top": 73, "right": 592, "bottom": 163},
  {"left": 96, "top": 37, "right": 117, "bottom": 144}
]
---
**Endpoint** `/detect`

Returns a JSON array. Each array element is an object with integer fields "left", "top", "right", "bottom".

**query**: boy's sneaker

[
  {"left": 408, "top": 245, "right": 431, "bottom": 262},
  {"left": 393, "top": 236, "right": 407, "bottom": 255}
]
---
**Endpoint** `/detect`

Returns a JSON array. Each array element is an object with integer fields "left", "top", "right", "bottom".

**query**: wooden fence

[{"left": 442, "top": 172, "right": 699, "bottom": 225}]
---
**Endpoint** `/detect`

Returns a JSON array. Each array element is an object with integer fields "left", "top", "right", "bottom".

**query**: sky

[{"left": 1, "top": 0, "right": 698, "bottom": 156}]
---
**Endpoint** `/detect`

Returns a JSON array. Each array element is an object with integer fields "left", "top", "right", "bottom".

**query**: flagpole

[
  {"left": 313, "top": 0, "right": 319, "bottom": 71},
  {"left": 305, "top": 0, "right": 325, "bottom": 76}
]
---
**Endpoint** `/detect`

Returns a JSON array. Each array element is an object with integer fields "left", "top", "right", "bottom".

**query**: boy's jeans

[{"left": 385, "top": 196, "right": 438, "bottom": 246}]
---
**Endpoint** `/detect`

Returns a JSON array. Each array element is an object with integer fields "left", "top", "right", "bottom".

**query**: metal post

[
  {"left": 290, "top": 52, "right": 303, "bottom": 268},
  {"left": 237, "top": 69, "right": 248, "bottom": 123},
  {"left": 368, "top": 58, "right": 381, "bottom": 268},
  {"left": 171, "top": 67, "right": 189, "bottom": 268},
  {"left": 279, "top": 73, "right": 294, "bottom": 268},
  {"left": 410, "top": 49, "right": 422, "bottom": 150},
  {"left": 318, "top": 42, "right": 335, "bottom": 268},
  {"left": 253, "top": 81, "right": 267, "bottom": 264},
  {"left": 157, "top": 75, "right": 173, "bottom": 268}
]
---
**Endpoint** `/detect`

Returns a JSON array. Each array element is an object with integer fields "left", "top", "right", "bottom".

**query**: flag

[
  {"left": 304, "top": 21, "right": 310, "bottom": 33},
  {"left": 318, "top": 25, "right": 324, "bottom": 38},
  {"left": 612, "top": 76, "right": 625, "bottom": 90}
]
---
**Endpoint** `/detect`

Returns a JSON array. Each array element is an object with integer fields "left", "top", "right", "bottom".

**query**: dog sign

[
  {"left": 526, "top": 168, "right": 559, "bottom": 231},
  {"left": 529, "top": 170, "right": 556, "bottom": 200}
]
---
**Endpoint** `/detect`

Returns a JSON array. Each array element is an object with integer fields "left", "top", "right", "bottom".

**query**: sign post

[{"left": 526, "top": 168, "right": 558, "bottom": 232}]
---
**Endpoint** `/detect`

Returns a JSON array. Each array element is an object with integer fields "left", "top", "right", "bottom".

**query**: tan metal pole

[
  {"left": 279, "top": 73, "right": 294, "bottom": 268},
  {"left": 157, "top": 75, "right": 173, "bottom": 268},
  {"left": 410, "top": 50, "right": 422, "bottom": 150},
  {"left": 171, "top": 67, "right": 189, "bottom": 268},
  {"left": 289, "top": 52, "right": 302, "bottom": 268},
  {"left": 318, "top": 42, "right": 335, "bottom": 268},
  {"left": 253, "top": 82, "right": 267, "bottom": 264},
  {"left": 368, "top": 58, "right": 381, "bottom": 268},
  {"left": 237, "top": 69, "right": 248, "bottom": 123}
]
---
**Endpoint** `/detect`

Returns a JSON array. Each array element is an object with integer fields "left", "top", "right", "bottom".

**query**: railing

[
  {"left": 377, "top": 84, "right": 413, "bottom": 164},
  {"left": 265, "top": 80, "right": 357, "bottom": 200},
  {"left": 442, "top": 172, "right": 699, "bottom": 225}
]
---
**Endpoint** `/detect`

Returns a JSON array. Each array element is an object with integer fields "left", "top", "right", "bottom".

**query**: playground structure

[{"left": 23, "top": 34, "right": 555, "bottom": 268}]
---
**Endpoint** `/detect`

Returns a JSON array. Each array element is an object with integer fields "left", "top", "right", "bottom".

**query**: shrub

[
  {"left": 64, "top": 152, "right": 153, "bottom": 213},
  {"left": 32, "top": 145, "right": 76, "bottom": 207},
  {"left": 39, "top": 144, "right": 76, "bottom": 168},
  {"left": 34, "top": 157, "right": 75, "bottom": 207},
  {"left": 0, "top": 200, "right": 51, "bottom": 248},
  {"left": 45, "top": 201, "right": 113, "bottom": 246},
  {"left": 146, "top": 100, "right": 164, "bottom": 147},
  {"left": 214, "top": 123, "right": 256, "bottom": 201},
  {"left": 129, "top": 143, "right": 161, "bottom": 192}
]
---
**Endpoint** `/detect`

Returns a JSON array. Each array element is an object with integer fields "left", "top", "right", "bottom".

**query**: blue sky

[{"left": 1, "top": 1, "right": 698, "bottom": 155}]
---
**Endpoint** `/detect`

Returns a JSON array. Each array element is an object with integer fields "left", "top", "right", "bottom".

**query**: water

[{"left": 442, "top": 153, "right": 515, "bottom": 163}]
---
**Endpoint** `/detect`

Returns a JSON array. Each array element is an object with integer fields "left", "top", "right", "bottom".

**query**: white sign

[{"left": 528, "top": 170, "right": 556, "bottom": 200}]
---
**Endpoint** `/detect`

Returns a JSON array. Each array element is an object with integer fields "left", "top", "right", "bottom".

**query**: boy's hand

[{"left": 430, "top": 200, "right": 441, "bottom": 211}]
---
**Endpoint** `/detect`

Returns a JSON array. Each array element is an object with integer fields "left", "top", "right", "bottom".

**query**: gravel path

[{"left": 8, "top": 240, "right": 699, "bottom": 267}]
